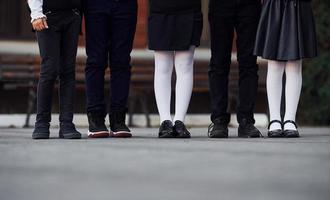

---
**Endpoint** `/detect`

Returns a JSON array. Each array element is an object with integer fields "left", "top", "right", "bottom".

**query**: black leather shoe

[
  {"left": 109, "top": 111, "right": 132, "bottom": 138},
  {"left": 174, "top": 121, "right": 191, "bottom": 138},
  {"left": 59, "top": 123, "right": 82, "bottom": 139},
  {"left": 87, "top": 111, "right": 109, "bottom": 138},
  {"left": 32, "top": 123, "right": 50, "bottom": 139},
  {"left": 238, "top": 119, "right": 262, "bottom": 138},
  {"left": 267, "top": 120, "right": 284, "bottom": 138},
  {"left": 159, "top": 120, "right": 175, "bottom": 138},
  {"left": 207, "top": 118, "right": 228, "bottom": 138},
  {"left": 283, "top": 120, "right": 300, "bottom": 138}
]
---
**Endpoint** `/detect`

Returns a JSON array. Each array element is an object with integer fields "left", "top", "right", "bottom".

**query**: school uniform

[
  {"left": 148, "top": 0, "right": 203, "bottom": 138},
  {"left": 31, "top": 0, "right": 82, "bottom": 124},
  {"left": 28, "top": 0, "right": 82, "bottom": 139},
  {"left": 84, "top": 0, "right": 138, "bottom": 137},
  {"left": 208, "top": 0, "right": 261, "bottom": 125},
  {"left": 148, "top": 0, "right": 203, "bottom": 51},
  {"left": 254, "top": 0, "right": 318, "bottom": 61},
  {"left": 84, "top": 0, "right": 137, "bottom": 113},
  {"left": 254, "top": 0, "right": 318, "bottom": 138}
]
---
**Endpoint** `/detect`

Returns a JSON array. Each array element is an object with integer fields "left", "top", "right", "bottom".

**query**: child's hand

[{"left": 32, "top": 18, "right": 49, "bottom": 31}]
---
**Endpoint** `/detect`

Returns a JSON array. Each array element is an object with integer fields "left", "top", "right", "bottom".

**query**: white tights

[
  {"left": 267, "top": 60, "right": 302, "bottom": 131},
  {"left": 154, "top": 46, "right": 195, "bottom": 123}
]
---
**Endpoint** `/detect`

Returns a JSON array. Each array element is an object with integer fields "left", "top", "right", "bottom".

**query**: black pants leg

[
  {"left": 59, "top": 14, "right": 81, "bottom": 123},
  {"left": 236, "top": 2, "right": 261, "bottom": 124},
  {"left": 36, "top": 12, "right": 81, "bottom": 125},
  {"left": 108, "top": 0, "right": 137, "bottom": 113},
  {"left": 208, "top": 0, "right": 261, "bottom": 124},
  {"left": 36, "top": 27, "right": 61, "bottom": 124},
  {"left": 84, "top": 0, "right": 137, "bottom": 113},
  {"left": 85, "top": 11, "right": 110, "bottom": 113},
  {"left": 208, "top": 1, "right": 235, "bottom": 124}
]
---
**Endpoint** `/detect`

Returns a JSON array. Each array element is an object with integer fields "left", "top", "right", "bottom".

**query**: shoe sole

[
  {"left": 176, "top": 135, "right": 191, "bottom": 138},
  {"left": 268, "top": 129, "right": 284, "bottom": 138},
  {"left": 268, "top": 135, "right": 285, "bottom": 138},
  {"left": 88, "top": 131, "right": 110, "bottom": 138},
  {"left": 285, "top": 134, "right": 300, "bottom": 138},
  {"left": 208, "top": 129, "right": 229, "bottom": 138},
  {"left": 208, "top": 132, "right": 228, "bottom": 138},
  {"left": 284, "top": 130, "right": 300, "bottom": 138},
  {"left": 32, "top": 133, "right": 50, "bottom": 140},
  {"left": 59, "top": 133, "right": 82, "bottom": 139},
  {"left": 268, "top": 134, "right": 285, "bottom": 138},
  {"left": 109, "top": 131, "right": 132, "bottom": 138},
  {"left": 159, "top": 136, "right": 176, "bottom": 138},
  {"left": 238, "top": 129, "right": 262, "bottom": 138},
  {"left": 209, "top": 135, "right": 228, "bottom": 138},
  {"left": 159, "top": 132, "right": 176, "bottom": 138},
  {"left": 238, "top": 133, "right": 261, "bottom": 138}
]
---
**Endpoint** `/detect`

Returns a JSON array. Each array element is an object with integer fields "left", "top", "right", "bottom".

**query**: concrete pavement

[{"left": 0, "top": 127, "right": 330, "bottom": 200}]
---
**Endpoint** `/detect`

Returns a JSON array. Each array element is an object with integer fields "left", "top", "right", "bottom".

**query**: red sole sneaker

[
  {"left": 88, "top": 131, "right": 110, "bottom": 138},
  {"left": 109, "top": 131, "right": 132, "bottom": 138}
]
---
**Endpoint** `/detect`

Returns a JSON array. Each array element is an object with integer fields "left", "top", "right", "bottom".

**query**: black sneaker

[
  {"left": 87, "top": 111, "right": 109, "bottom": 138},
  {"left": 109, "top": 111, "right": 132, "bottom": 138},
  {"left": 207, "top": 118, "right": 228, "bottom": 138},
  {"left": 174, "top": 121, "right": 191, "bottom": 138},
  {"left": 32, "top": 122, "right": 50, "bottom": 139},
  {"left": 59, "top": 123, "right": 82, "bottom": 139},
  {"left": 238, "top": 119, "right": 262, "bottom": 138},
  {"left": 159, "top": 120, "right": 175, "bottom": 138}
]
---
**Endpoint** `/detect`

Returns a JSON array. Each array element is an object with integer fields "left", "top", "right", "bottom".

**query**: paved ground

[{"left": 0, "top": 127, "right": 329, "bottom": 200}]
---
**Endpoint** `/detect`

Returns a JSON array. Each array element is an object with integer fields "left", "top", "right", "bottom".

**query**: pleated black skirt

[
  {"left": 148, "top": 12, "right": 203, "bottom": 51},
  {"left": 254, "top": 0, "right": 318, "bottom": 61}
]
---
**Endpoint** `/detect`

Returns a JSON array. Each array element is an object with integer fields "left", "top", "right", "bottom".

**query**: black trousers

[
  {"left": 36, "top": 11, "right": 81, "bottom": 124},
  {"left": 208, "top": 0, "right": 261, "bottom": 124},
  {"left": 84, "top": 0, "right": 137, "bottom": 113}
]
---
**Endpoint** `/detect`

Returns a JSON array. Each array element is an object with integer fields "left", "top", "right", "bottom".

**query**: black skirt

[
  {"left": 254, "top": 0, "right": 318, "bottom": 61},
  {"left": 148, "top": 12, "right": 203, "bottom": 51}
]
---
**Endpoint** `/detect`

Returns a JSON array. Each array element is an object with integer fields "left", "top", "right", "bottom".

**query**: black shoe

[
  {"left": 109, "top": 111, "right": 132, "bottom": 138},
  {"left": 238, "top": 119, "right": 262, "bottom": 138},
  {"left": 174, "top": 121, "right": 191, "bottom": 138},
  {"left": 207, "top": 118, "right": 228, "bottom": 138},
  {"left": 283, "top": 120, "right": 300, "bottom": 138},
  {"left": 87, "top": 111, "right": 109, "bottom": 138},
  {"left": 32, "top": 123, "right": 50, "bottom": 139},
  {"left": 158, "top": 120, "right": 175, "bottom": 138},
  {"left": 267, "top": 120, "right": 284, "bottom": 138},
  {"left": 59, "top": 123, "right": 82, "bottom": 139}
]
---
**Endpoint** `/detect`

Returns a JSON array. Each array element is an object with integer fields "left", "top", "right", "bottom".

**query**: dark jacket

[{"left": 43, "top": 0, "right": 82, "bottom": 12}]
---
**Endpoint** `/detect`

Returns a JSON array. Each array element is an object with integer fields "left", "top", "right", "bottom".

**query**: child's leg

[
  {"left": 267, "top": 60, "right": 285, "bottom": 131},
  {"left": 59, "top": 14, "right": 81, "bottom": 124},
  {"left": 154, "top": 51, "right": 174, "bottom": 123},
  {"left": 173, "top": 46, "right": 195, "bottom": 122},
  {"left": 35, "top": 29, "right": 61, "bottom": 125},
  {"left": 284, "top": 60, "right": 303, "bottom": 131}
]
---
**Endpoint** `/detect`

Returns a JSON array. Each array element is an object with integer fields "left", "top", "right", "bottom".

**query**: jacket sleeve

[{"left": 27, "top": 0, "right": 46, "bottom": 23}]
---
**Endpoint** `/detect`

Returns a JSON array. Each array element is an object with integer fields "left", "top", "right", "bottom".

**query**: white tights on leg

[
  {"left": 267, "top": 60, "right": 302, "bottom": 131},
  {"left": 154, "top": 46, "right": 195, "bottom": 123},
  {"left": 284, "top": 60, "right": 302, "bottom": 130}
]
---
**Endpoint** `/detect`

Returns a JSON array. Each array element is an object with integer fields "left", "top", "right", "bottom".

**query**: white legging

[
  {"left": 154, "top": 46, "right": 195, "bottom": 123},
  {"left": 267, "top": 60, "right": 302, "bottom": 130}
]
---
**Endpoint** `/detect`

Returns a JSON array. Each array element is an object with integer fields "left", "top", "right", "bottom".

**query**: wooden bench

[
  {"left": 0, "top": 54, "right": 156, "bottom": 127},
  {"left": 126, "top": 56, "right": 267, "bottom": 127},
  {"left": 0, "top": 53, "right": 267, "bottom": 127},
  {"left": 0, "top": 55, "right": 40, "bottom": 127}
]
